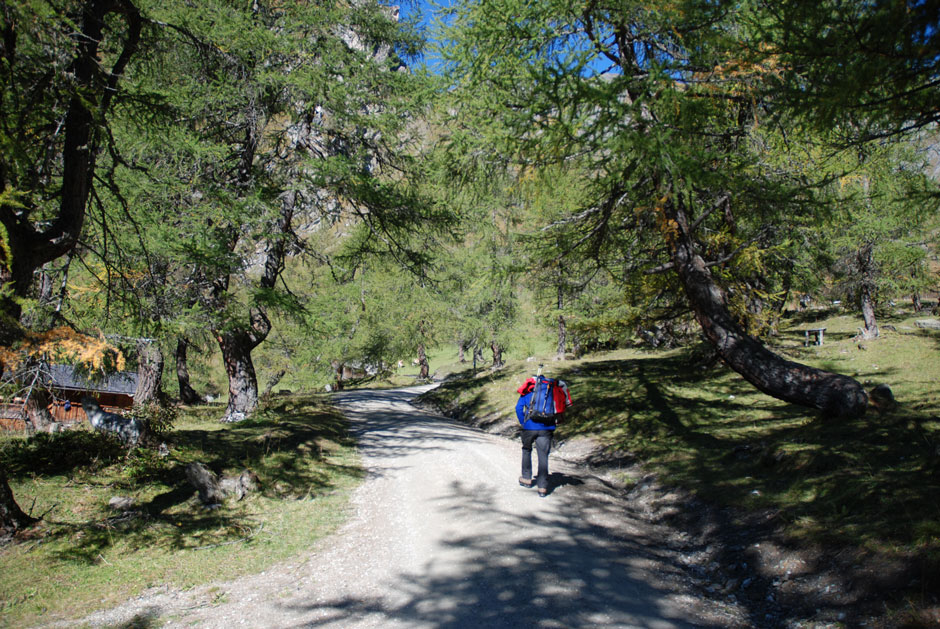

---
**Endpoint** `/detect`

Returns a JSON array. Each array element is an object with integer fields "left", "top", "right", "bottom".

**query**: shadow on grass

[
  {"left": 566, "top": 354, "right": 939, "bottom": 547},
  {"left": 1, "top": 430, "right": 127, "bottom": 476},
  {"left": 9, "top": 396, "right": 362, "bottom": 565},
  {"left": 781, "top": 307, "right": 843, "bottom": 326},
  {"left": 909, "top": 328, "right": 940, "bottom": 351}
]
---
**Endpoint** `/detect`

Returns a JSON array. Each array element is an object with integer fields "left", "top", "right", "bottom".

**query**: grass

[
  {"left": 419, "top": 306, "right": 940, "bottom": 556},
  {"left": 0, "top": 395, "right": 362, "bottom": 627}
]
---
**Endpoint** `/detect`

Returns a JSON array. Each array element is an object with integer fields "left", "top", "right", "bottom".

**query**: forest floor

[{"left": 53, "top": 384, "right": 753, "bottom": 629}]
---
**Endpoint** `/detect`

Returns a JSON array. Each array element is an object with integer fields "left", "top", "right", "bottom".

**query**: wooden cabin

[{"left": 0, "top": 366, "right": 138, "bottom": 431}]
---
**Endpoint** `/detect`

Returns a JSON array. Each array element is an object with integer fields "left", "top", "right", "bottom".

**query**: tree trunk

[
  {"left": 859, "top": 286, "right": 879, "bottom": 339},
  {"left": 0, "top": 1, "right": 140, "bottom": 537},
  {"left": 0, "top": 466, "right": 35, "bottom": 537},
  {"left": 912, "top": 292, "right": 922, "bottom": 312},
  {"left": 417, "top": 343, "right": 429, "bottom": 379},
  {"left": 216, "top": 329, "right": 261, "bottom": 422},
  {"left": 669, "top": 202, "right": 868, "bottom": 417},
  {"left": 134, "top": 340, "right": 164, "bottom": 406},
  {"left": 175, "top": 338, "right": 205, "bottom": 405},
  {"left": 208, "top": 188, "right": 285, "bottom": 420},
  {"left": 20, "top": 266, "right": 54, "bottom": 330},
  {"left": 491, "top": 341, "right": 504, "bottom": 368},
  {"left": 457, "top": 340, "right": 466, "bottom": 363},
  {"left": 0, "top": 1, "right": 140, "bottom": 325},
  {"left": 557, "top": 286, "right": 567, "bottom": 359},
  {"left": 857, "top": 244, "right": 879, "bottom": 340},
  {"left": 261, "top": 369, "right": 286, "bottom": 400},
  {"left": 25, "top": 388, "right": 55, "bottom": 433}
]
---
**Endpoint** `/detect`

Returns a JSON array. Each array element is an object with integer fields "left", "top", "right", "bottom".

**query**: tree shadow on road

[{"left": 278, "top": 475, "right": 730, "bottom": 628}]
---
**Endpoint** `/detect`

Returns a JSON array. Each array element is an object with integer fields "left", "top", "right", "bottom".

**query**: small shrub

[
  {"left": 122, "top": 446, "right": 170, "bottom": 482},
  {"left": 126, "top": 401, "right": 178, "bottom": 437}
]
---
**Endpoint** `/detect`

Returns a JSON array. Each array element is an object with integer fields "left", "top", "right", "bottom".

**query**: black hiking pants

[{"left": 521, "top": 429, "right": 554, "bottom": 490}]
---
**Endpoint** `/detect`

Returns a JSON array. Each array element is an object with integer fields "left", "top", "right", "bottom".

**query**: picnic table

[{"left": 804, "top": 327, "right": 826, "bottom": 346}]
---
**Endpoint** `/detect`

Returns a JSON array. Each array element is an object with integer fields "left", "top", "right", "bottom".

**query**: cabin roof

[{"left": 49, "top": 365, "right": 137, "bottom": 396}]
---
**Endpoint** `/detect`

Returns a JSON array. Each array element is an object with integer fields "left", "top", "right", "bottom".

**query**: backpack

[{"left": 524, "top": 375, "right": 572, "bottom": 426}]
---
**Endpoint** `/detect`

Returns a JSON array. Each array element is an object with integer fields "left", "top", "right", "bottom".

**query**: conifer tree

[
  {"left": 439, "top": 0, "right": 873, "bottom": 415},
  {"left": 92, "top": 0, "right": 430, "bottom": 420}
]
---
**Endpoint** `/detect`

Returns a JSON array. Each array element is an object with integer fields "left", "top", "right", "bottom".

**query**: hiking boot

[
  {"left": 518, "top": 477, "right": 534, "bottom": 488},
  {"left": 538, "top": 488, "right": 548, "bottom": 498}
]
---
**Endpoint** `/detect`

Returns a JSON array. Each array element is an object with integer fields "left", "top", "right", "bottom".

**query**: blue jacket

[{"left": 516, "top": 392, "right": 556, "bottom": 431}]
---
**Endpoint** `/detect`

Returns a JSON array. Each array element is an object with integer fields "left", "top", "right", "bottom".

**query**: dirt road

[{"left": 65, "top": 385, "right": 741, "bottom": 628}]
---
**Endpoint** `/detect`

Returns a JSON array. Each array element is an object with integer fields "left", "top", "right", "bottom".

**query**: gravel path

[{"left": 60, "top": 385, "right": 740, "bottom": 628}]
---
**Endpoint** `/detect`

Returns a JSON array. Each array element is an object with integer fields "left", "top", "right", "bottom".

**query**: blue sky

[
  {"left": 392, "top": 0, "right": 617, "bottom": 77},
  {"left": 397, "top": 0, "right": 450, "bottom": 35},
  {"left": 396, "top": 0, "right": 454, "bottom": 71}
]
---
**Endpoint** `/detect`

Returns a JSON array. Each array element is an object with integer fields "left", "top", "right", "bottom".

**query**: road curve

[{"left": 64, "top": 385, "right": 736, "bottom": 628}]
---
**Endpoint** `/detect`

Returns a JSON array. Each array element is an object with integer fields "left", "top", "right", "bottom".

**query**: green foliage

[
  {"left": 757, "top": 1, "right": 940, "bottom": 140},
  {"left": 822, "top": 141, "right": 936, "bottom": 306},
  {"left": 126, "top": 402, "right": 179, "bottom": 437}
]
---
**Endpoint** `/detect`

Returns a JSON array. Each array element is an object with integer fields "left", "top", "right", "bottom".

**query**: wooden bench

[{"left": 804, "top": 327, "right": 826, "bottom": 346}]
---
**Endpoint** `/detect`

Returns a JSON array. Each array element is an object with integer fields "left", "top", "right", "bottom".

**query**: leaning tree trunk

[
  {"left": 134, "top": 340, "right": 164, "bottom": 406},
  {"left": 0, "top": 467, "right": 35, "bottom": 537},
  {"left": 175, "top": 338, "right": 204, "bottom": 404},
  {"left": 670, "top": 203, "right": 868, "bottom": 417}
]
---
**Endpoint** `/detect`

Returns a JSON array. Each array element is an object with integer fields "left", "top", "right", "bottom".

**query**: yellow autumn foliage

[{"left": 0, "top": 327, "right": 125, "bottom": 373}]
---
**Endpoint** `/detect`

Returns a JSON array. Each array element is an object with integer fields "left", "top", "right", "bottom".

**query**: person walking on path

[{"left": 515, "top": 378, "right": 557, "bottom": 497}]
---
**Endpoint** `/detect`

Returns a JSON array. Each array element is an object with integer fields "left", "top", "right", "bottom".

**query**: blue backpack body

[{"left": 526, "top": 376, "right": 558, "bottom": 425}]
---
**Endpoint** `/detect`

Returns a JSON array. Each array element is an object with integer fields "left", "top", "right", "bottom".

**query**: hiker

[{"left": 515, "top": 379, "right": 556, "bottom": 497}]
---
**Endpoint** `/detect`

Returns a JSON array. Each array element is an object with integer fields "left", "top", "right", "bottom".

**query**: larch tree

[
  {"left": 0, "top": 0, "right": 144, "bottom": 536},
  {"left": 820, "top": 141, "right": 936, "bottom": 340},
  {"left": 0, "top": 0, "right": 141, "bottom": 336},
  {"left": 118, "top": 0, "right": 430, "bottom": 421},
  {"left": 439, "top": 0, "right": 871, "bottom": 416}
]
